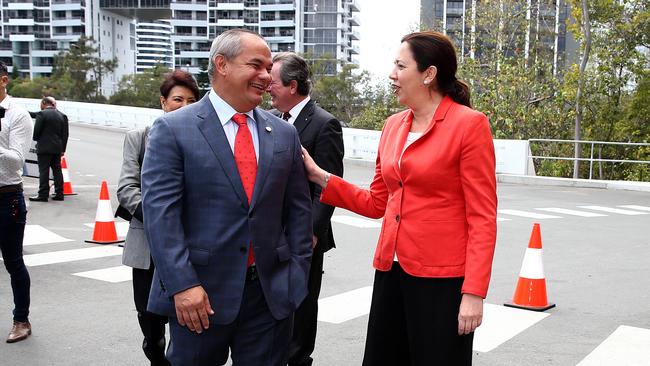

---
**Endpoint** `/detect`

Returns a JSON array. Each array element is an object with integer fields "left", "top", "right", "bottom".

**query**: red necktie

[{"left": 232, "top": 113, "right": 257, "bottom": 266}]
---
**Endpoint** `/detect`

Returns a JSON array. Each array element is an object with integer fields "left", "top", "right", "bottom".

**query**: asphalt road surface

[{"left": 1, "top": 124, "right": 649, "bottom": 365}]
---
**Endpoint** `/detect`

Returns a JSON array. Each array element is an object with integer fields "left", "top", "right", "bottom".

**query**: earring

[{"left": 423, "top": 80, "right": 430, "bottom": 85}]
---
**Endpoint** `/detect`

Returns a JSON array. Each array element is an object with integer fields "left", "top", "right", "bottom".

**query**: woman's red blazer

[{"left": 321, "top": 96, "right": 497, "bottom": 298}]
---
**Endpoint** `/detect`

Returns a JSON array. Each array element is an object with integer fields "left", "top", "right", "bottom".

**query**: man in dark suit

[
  {"left": 29, "top": 97, "right": 68, "bottom": 202},
  {"left": 268, "top": 52, "right": 345, "bottom": 366},
  {"left": 141, "top": 29, "right": 313, "bottom": 366}
]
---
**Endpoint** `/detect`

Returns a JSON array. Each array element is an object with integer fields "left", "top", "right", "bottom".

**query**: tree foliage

[{"left": 109, "top": 64, "right": 170, "bottom": 109}]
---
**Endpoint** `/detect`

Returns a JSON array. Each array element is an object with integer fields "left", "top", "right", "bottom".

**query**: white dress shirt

[
  {"left": 0, "top": 95, "right": 33, "bottom": 186},
  {"left": 284, "top": 96, "right": 311, "bottom": 125},
  {"left": 208, "top": 89, "right": 259, "bottom": 161}
]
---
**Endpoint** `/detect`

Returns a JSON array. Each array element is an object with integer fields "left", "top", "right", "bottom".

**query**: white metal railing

[{"left": 528, "top": 139, "right": 650, "bottom": 179}]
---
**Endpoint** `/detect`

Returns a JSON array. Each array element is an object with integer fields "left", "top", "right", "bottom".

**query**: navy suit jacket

[{"left": 141, "top": 95, "right": 313, "bottom": 324}]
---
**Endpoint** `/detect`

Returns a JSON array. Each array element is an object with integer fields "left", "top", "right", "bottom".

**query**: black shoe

[
  {"left": 29, "top": 196, "right": 48, "bottom": 202},
  {"left": 51, "top": 195, "right": 64, "bottom": 201}
]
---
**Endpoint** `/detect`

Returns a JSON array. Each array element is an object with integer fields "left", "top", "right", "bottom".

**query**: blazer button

[
  {"left": 240, "top": 246, "right": 247, "bottom": 253},
  {"left": 398, "top": 181, "right": 403, "bottom": 187},
  {"left": 248, "top": 212, "right": 253, "bottom": 218},
  {"left": 395, "top": 215, "right": 400, "bottom": 222}
]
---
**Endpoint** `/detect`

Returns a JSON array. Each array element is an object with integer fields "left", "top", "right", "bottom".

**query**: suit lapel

[
  {"left": 292, "top": 99, "right": 315, "bottom": 136},
  {"left": 195, "top": 97, "right": 249, "bottom": 207},
  {"left": 250, "top": 108, "right": 274, "bottom": 211}
]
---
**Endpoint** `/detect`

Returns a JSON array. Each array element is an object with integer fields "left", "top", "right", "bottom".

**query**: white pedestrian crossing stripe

[
  {"left": 21, "top": 246, "right": 123, "bottom": 267},
  {"left": 23, "top": 225, "right": 74, "bottom": 246},
  {"left": 84, "top": 221, "right": 130, "bottom": 237},
  {"left": 576, "top": 325, "right": 650, "bottom": 366},
  {"left": 317, "top": 287, "right": 551, "bottom": 353},
  {"left": 497, "top": 217, "right": 511, "bottom": 222},
  {"left": 535, "top": 207, "right": 607, "bottom": 217},
  {"left": 578, "top": 206, "right": 648, "bottom": 216},
  {"left": 618, "top": 205, "right": 650, "bottom": 212},
  {"left": 474, "top": 304, "right": 550, "bottom": 352},
  {"left": 498, "top": 209, "right": 561, "bottom": 219},
  {"left": 73, "top": 265, "right": 132, "bottom": 283},
  {"left": 318, "top": 286, "right": 373, "bottom": 324},
  {"left": 331, "top": 215, "right": 382, "bottom": 228}
]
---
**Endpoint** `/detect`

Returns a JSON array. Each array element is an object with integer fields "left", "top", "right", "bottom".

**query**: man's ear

[
  {"left": 214, "top": 54, "right": 228, "bottom": 77},
  {"left": 290, "top": 80, "right": 298, "bottom": 95}
]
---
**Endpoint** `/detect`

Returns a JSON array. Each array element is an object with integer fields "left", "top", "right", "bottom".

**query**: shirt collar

[
  {"left": 208, "top": 88, "right": 255, "bottom": 126},
  {"left": 286, "top": 96, "right": 310, "bottom": 124},
  {"left": 0, "top": 95, "right": 12, "bottom": 109}
]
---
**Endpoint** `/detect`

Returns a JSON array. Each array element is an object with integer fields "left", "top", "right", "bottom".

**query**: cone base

[
  {"left": 85, "top": 239, "right": 125, "bottom": 245},
  {"left": 504, "top": 301, "right": 556, "bottom": 312}
]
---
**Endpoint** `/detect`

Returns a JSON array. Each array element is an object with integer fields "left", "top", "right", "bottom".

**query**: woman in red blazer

[{"left": 303, "top": 31, "right": 497, "bottom": 365}]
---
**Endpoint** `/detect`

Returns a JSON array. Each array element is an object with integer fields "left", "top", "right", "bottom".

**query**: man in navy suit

[{"left": 141, "top": 29, "right": 313, "bottom": 366}]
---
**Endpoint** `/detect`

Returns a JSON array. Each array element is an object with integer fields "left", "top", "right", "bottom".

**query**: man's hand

[
  {"left": 457, "top": 293, "right": 483, "bottom": 335},
  {"left": 173, "top": 285, "right": 214, "bottom": 334},
  {"left": 312, "top": 235, "right": 318, "bottom": 249}
]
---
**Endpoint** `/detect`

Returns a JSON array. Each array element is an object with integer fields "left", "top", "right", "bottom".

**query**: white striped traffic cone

[
  {"left": 61, "top": 156, "right": 77, "bottom": 195},
  {"left": 85, "top": 180, "right": 124, "bottom": 245},
  {"left": 504, "top": 223, "right": 555, "bottom": 311}
]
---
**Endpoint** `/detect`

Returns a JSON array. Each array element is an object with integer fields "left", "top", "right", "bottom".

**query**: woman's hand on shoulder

[{"left": 457, "top": 293, "right": 483, "bottom": 335}]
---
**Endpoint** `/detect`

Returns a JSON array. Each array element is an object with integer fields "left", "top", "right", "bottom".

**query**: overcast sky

[{"left": 356, "top": 0, "right": 421, "bottom": 82}]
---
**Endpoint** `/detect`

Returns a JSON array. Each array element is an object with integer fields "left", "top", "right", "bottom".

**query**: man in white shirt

[{"left": 0, "top": 61, "right": 33, "bottom": 343}]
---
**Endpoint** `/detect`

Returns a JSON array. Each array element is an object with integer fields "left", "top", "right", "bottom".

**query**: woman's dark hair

[
  {"left": 160, "top": 69, "right": 200, "bottom": 100},
  {"left": 401, "top": 31, "right": 471, "bottom": 108}
]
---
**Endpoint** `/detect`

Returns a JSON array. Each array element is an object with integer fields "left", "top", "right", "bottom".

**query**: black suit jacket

[
  {"left": 275, "top": 100, "right": 344, "bottom": 253},
  {"left": 32, "top": 108, "right": 69, "bottom": 154}
]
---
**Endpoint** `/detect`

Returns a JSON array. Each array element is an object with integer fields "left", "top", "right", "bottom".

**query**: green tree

[
  {"left": 109, "top": 64, "right": 170, "bottom": 109},
  {"left": 196, "top": 60, "right": 211, "bottom": 98},
  {"left": 349, "top": 81, "right": 401, "bottom": 130},
  {"left": 7, "top": 77, "right": 57, "bottom": 99},
  {"left": 311, "top": 61, "right": 369, "bottom": 124},
  {"left": 52, "top": 36, "right": 117, "bottom": 102}
]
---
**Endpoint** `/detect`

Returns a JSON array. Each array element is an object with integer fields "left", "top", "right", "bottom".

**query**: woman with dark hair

[
  {"left": 302, "top": 31, "right": 497, "bottom": 365},
  {"left": 116, "top": 69, "right": 198, "bottom": 365},
  {"left": 159, "top": 69, "right": 200, "bottom": 112}
]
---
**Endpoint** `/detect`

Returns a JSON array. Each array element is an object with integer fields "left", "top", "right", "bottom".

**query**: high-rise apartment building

[
  {"left": 172, "top": 0, "right": 360, "bottom": 75},
  {"left": 420, "top": 0, "right": 578, "bottom": 74},
  {"left": 0, "top": 0, "right": 359, "bottom": 94}
]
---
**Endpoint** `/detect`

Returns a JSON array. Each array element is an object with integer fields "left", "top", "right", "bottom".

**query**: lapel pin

[{"left": 265, "top": 126, "right": 272, "bottom": 132}]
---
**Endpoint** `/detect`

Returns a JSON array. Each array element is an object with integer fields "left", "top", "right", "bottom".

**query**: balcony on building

[
  {"left": 347, "top": 0, "right": 359, "bottom": 12},
  {"left": 171, "top": 0, "right": 207, "bottom": 11},
  {"left": 100, "top": 0, "right": 171, "bottom": 20},
  {"left": 5, "top": 2, "right": 35, "bottom": 10},
  {"left": 51, "top": 0, "right": 85, "bottom": 12},
  {"left": 215, "top": 1, "right": 245, "bottom": 10},
  {"left": 259, "top": 0, "right": 293, "bottom": 12}
]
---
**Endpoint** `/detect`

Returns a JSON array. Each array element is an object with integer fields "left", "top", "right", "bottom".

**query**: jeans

[{"left": 0, "top": 190, "right": 31, "bottom": 322}]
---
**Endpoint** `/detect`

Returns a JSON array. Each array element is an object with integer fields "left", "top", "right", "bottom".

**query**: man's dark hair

[
  {"left": 272, "top": 53, "right": 312, "bottom": 96},
  {"left": 41, "top": 96, "right": 55, "bottom": 106},
  {"left": 0, "top": 61, "right": 8, "bottom": 77}
]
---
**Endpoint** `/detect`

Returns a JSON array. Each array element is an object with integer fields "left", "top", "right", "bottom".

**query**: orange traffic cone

[
  {"left": 504, "top": 223, "right": 555, "bottom": 311},
  {"left": 85, "top": 180, "right": 124, "bottom": 245},
  {"left": 61, "top": 156, "right": 77, "bottom": 195}
]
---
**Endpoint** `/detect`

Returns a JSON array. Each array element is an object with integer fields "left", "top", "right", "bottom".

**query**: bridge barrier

[{"left": 13, "top": 97, "right": 533, "bottom": 176}]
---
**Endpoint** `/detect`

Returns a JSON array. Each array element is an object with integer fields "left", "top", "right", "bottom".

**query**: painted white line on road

[
  {"left": 618, "top": 205, "right": 650, "bottom": 212},
  {"left": 23, "top": 225, "right": 74, "bottom": 246},
  {"left": 84, "top": 222, "right": 130, "bottom": 237},
  {"left": 497, "top": 209, "right": 561, "bottom": 219},
  {"left": 20, "top": 246, "right": 123, "bottom": 267},
  {"left": 331, "top": 215, "right": 382, "bottom": 228},
  {"left": 474, "top": 304, "right": 550, "bottom": 352},
  {"left": 578, "top": 206, "right": 648, "bottom": 216},
  {"left": 73, "top": 265, "right": 132, "bottom": 283},
  {"left": 576, "top": 325, "right": 650, "bottom": 366},
  {"left": 318, "top": 286, "right": 373, "bottom": 324},
  {"left": 536, "top": 207, "right": 607, "bottom": 217},
  {"left": 497, "top": 217, "right": 511, "bottom": 222},
  {"left": 68, "top": 137, "right": 81, "bottom": 141},
  {"left": 317, "top": 287, "right": 550, "bottom": 353}
]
